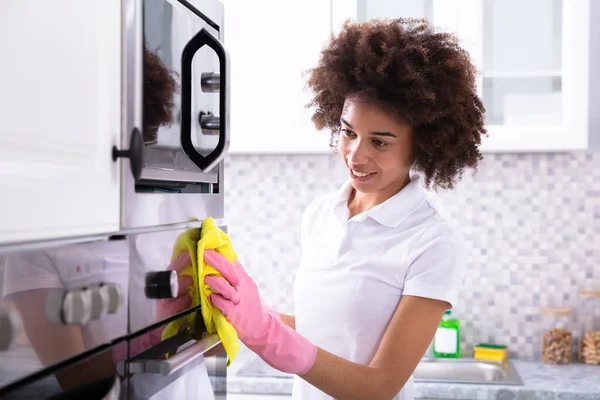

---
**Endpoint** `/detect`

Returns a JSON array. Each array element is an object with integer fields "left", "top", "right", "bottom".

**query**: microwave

[{"left": 117, "top": 0, "right": 230, "bottom": 229}]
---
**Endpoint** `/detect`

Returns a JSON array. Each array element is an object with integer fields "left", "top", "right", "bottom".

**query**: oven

[
  {"left": 117, "top": 0, "right": 230, "bottom": 229},
  {"left": 0, "top": 227, "right": 228, "bottom": 399}
]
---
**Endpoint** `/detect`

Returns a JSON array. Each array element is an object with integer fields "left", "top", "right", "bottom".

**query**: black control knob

[
  {"left": 112, "top": 127, "right": 144, "bottom": 180},
  {"left": 145, "top": 271, "right": 178, "bottom": 299}
]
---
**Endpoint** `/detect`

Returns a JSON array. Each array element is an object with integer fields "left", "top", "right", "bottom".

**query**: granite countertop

[{"left": 219, "top": 346, "right": 600, "bottom": 400}]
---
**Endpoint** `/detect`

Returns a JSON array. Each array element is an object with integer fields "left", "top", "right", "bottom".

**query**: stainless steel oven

[
  {"left": 0, "top": 225, "right": 228, "bottom": 399},
  {"left": 117, "top": 0, "right": 230, "bottom": 229}
]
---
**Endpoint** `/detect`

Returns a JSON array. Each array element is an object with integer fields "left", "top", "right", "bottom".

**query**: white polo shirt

[{"left": 292, "top": 171, "right": 466, "bottom": 400}]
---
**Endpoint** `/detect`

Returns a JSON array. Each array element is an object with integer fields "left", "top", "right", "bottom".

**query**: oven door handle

[
  {"left": 124, "top": 333, "right": 221, "bottom": 376},
  {"left": 180, "top": 28, "right": 230, "bottom": 173}
]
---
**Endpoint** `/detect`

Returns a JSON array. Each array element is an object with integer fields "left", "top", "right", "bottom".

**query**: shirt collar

[{"left": 332, "top": 170, "right": 427, "bottom": 228}]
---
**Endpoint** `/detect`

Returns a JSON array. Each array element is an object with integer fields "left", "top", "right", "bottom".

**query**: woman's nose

[{"left": 346, "top": 140, "right": 369, "bottom": 165}]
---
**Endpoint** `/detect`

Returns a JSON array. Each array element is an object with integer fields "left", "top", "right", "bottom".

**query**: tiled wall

[{"left": 223, "top": 152, "right": 600, "bottom": 360}]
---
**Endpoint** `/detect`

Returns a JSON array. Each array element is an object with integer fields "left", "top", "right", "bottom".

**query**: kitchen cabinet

[
  {"left": 330, "top": 0, "right": 597, "bottom": 153},
  {"left": 230, "top": 0, "right": 598, "bottom": 154},
  {"left": 223, "top": 0, "right": 333, "bottom": 154},
  {"left": 0, "top": 1, "right": 122, "bottom": 244}
]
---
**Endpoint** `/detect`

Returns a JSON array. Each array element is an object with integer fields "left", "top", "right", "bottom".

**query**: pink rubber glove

[
  {"left": 203, "top": 250, "right": 317, "bottom": 375},
  {"left": 262, "top": 304, "right": 282, "bottom": 321}
]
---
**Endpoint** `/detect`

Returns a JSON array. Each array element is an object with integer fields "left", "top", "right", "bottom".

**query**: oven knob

[
  {"left": 46, "top": 288, "right": 93, "bottom": 325},
  {"left": 89, "top": 284, "right": 110, "bottom": 321},
  {"left": 145, "top": 271, "right": 178, "bottom": 299},
  {"left": 0, "top": 308, "right": 22, "bottom": 351},
  {"left": 105, "top": 283, "right": 124, "bottom": 314},
  {"left": 199, "top": 113, "right": 220, "bottom": 135},
  {"left": 201, "top": 72, "right": 220, "bottom": 93}
]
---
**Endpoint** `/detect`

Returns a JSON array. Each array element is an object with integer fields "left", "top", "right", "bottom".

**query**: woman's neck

[{"left": 347, "top": 175, "right": 411, "bottom": 219}]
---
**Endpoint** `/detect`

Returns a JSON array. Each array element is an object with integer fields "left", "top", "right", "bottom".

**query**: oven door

[
  {"left": 122, "top": 222, "right": 229, "bottom": 398},
  {"left": 126, "top": 221, "right": 232, "bottom": 334},
  {"left": 0, "top": 344, "right": 123, "bottom": 399},
  {"left": 0, "top": 239, "right": 129, "bottom": 396},
  {"left": 120, "top": 0, "right": 229, "bottom": 228}
]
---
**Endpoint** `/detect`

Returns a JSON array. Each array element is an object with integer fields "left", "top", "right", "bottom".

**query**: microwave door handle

[
  {"left": 122, "top": 333, "right": 221, "bottom": 376},
  {"left": 180, "top": 28, "right": 230, "bottom": 173}
]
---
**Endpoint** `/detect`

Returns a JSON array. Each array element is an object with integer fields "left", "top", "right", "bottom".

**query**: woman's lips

[{"left": 350, "top": 169, "right": 376, "bottom": 182}]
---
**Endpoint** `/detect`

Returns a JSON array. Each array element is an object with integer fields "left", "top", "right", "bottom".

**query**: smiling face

[{"left": 338, "top": 96, "right": 415, "bottom": 200}]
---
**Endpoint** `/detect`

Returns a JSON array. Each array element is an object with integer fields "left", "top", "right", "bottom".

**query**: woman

[{"left": 204, "top": 18, "right": 486, "bottom": 400}]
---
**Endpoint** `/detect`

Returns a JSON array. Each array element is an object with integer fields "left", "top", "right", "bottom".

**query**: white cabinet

[
  {"left": 331, "top": 0, "right": 596, "bottom": 153},
  {"left": 0, "top": 1, "right": 122, "bottom": 244},
  {"left": 228, "top": 0, "right": 596, "bottom": 154},
  {"left": 223, "top": 0, "right": 332, "bottom": 154}
]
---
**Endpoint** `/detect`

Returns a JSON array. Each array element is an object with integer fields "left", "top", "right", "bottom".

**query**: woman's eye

[
  {"left": 373, "top": 139, "right": 387, "bottom": 148},
  {"left": 341, "top": 129, "right": 355, "bottom": 137}
]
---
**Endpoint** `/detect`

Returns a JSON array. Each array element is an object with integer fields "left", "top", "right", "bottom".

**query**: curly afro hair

[
  {"left": 143, "top": 45, "right": 179, "bottom": 145},
  {"left": 306, "top": 18, "right": 486, "bottom": 190}
]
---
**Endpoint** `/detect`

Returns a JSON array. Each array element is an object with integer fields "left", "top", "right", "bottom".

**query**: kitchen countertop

[{"left": 218, "top": 346, "right": 600, "bottom": 400}]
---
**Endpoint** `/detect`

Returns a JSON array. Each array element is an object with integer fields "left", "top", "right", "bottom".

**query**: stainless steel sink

[{"left": 414, "top": 358, "right": 523, "bottom": 386}]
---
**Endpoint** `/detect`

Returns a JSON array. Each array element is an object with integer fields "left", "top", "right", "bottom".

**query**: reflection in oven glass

[
  {"left": 143, "top": 44, "right": 180, "bottom": 147},
  {"left": 0, "top": 240, "right": 129, "bottom": 391},
  {"left": 0, "top": 347, "right": 122, "bottom": 399}
]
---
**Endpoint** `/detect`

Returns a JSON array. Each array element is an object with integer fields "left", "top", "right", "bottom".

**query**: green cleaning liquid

[{"left": 433, "top": 310, "right": 461, "bottom": 358}]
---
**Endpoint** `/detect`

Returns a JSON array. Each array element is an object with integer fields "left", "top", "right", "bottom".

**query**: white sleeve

[
  {"left": 2, "top": 251, "right": 63, "bottom": 301},
  {"left": 402, "top": 222, "right": 466, "bottom": 309}
]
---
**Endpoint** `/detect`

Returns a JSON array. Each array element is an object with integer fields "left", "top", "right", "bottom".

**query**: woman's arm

[
  {"left": 301, "top": 296, "right": 447, "bottom": 400},
  {"left": 204, "top": 310, "right": 295, "bottom": 358},
  {"left": 263, "top": 304, "right": 295, "bottom": 330},
  {"left": 202, "top": 250, "right": 448, "bottom": 399},
  {"left": 280, "top": 314, "right": 296, "bottom": 330}
]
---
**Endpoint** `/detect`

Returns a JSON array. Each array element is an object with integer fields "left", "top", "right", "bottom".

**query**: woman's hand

[
  {"left": 203, "top": 250, "right": 316, "bottom": 375},
  {"left": 203, "top": 250, "right": 269, "bottom": 342}
]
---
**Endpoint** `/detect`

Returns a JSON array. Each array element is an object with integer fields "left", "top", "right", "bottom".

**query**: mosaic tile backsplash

[{"left": 223, "top": 152, "right": 600, "bottom": 360}]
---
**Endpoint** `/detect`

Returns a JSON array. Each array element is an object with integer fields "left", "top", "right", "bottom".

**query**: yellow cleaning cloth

[{"left": 161, "top": 217, "right": 240, "bottom": 366}]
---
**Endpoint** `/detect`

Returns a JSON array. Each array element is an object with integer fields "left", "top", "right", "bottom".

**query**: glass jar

[
  {"left": 578, "top": 290, "right": 600, "bottom": 365},
  {"left": 541, "top": 308, "right": 573, "bottom": 364}
]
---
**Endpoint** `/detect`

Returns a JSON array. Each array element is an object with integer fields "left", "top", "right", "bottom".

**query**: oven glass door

[
  {"left": 140, "top": 0, "right": 229, "bottom": 190},
  {"left": 0, "top": 240, "right": 129, "bottom": 396}
]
